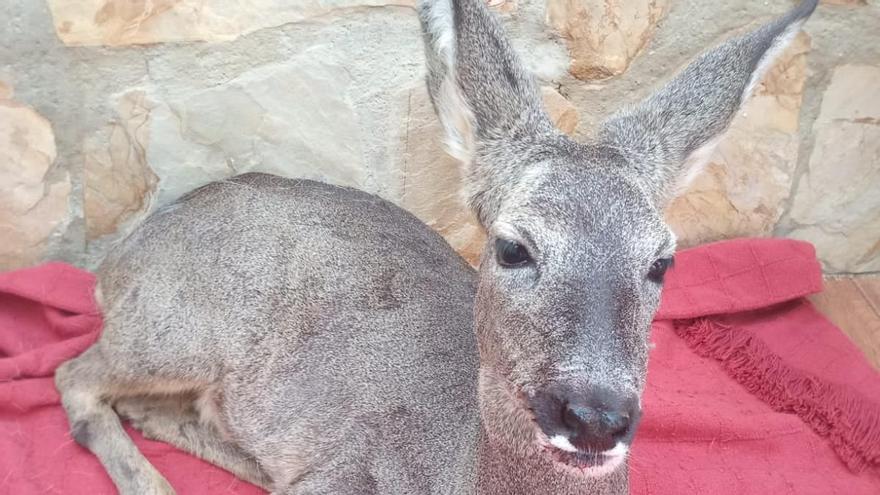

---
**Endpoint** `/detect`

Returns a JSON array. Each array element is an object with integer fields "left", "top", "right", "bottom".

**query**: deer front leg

[
  {"left": 55, "top": 347, "right": 177, "bottom": 495},
  {"left": 114, "top": 393, "right": 273, "bottom": 490}
]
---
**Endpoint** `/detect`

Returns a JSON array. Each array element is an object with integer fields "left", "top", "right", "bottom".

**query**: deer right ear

[
  {"left": 418, "top": 0, "right": 477, "bottom": 164},
  {"left": 598, "top": 0, "right": 819, "bottom": 209},
  {"left": 417, "top": 0, "right": 554, "bottom": 224}
]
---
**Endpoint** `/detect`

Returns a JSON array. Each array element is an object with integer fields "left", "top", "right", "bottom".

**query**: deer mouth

[
  {"left": 502, "top": 377, "right": 629, "bottom": 477},
  {"left": 540, "top": 437, "right": 628, "bottom": 477},
  {"left": 545, "top": 446, "right": 608, "bottom": 468},
  {"left": 513, "top": 391, "right": 626, "bottom": 476}
]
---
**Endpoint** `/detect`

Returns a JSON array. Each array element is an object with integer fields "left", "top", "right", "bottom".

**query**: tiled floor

[{"left": 809, "top": 275, "right": 880, "bottom": 370}]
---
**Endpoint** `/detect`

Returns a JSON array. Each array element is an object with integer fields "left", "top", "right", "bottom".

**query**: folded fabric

[
  {"left": 631, "top": 238, "right": 880, "bottom": 494},
  {"left": 1, "top": 239, "right": 878, "bottom": 494}
]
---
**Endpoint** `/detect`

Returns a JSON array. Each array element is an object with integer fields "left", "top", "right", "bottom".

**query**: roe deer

[{"left": 55, "top": 0, "right": 818, "bottom": 493}]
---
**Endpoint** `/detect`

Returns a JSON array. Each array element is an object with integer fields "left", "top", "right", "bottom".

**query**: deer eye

[
  {"left": 647, "top": 257, "right": 674, "bottom": 283},
  {"left": 496, "top": 239, "right": 531, "bottom": 267}
]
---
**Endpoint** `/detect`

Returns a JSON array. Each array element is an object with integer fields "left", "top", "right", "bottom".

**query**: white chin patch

[
  {"left": 583, "top": 442, "right": 628, "bottom": 477},
  {"left": 547, "top": 439, "right": 629, "bottom": 478},
  {"left": 604, "top": 442, "right": 628, "bottom": 458},
  {"left": 581, "top": 450, "right": 626, "bottom": 478},
  {"left": 549, "top": 435, "right": 578, "bottom": 453}
]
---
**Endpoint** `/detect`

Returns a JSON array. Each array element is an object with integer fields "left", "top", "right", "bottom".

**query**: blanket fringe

[{"left": 676, "top": 318, "right": 880, "bottom": 473}]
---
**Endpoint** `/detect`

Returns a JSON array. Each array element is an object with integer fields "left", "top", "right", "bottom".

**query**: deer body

[
  {"left": 92, "top": 175, "right": 484, "bottom": 493},
  {"left": 55, "top": 1, "right": 818, "bottom": 494},
  {"left": 68, "top": 173, "right": 624, "bottom": 494}
]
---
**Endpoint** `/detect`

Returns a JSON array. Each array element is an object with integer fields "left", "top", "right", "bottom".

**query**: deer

[{"left": 54, "top": 1, "right": 818, "bottom": 494}]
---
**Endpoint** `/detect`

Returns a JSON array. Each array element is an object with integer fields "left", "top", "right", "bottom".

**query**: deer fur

[{"left": 55, "top": 1, "right": 819, "bottom": 494}]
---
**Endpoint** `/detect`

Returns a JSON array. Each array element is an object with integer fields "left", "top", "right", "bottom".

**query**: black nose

[
  {"left": 562, "top": 401, "right": 630, "bottom": 450},
  {"left": 529, "top": 384, "right": 639, "bottom": 452}
]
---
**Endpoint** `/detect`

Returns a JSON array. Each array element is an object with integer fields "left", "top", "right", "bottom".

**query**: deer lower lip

[{"left": 544, "top": 446, "right": 609, "bottom": 469}]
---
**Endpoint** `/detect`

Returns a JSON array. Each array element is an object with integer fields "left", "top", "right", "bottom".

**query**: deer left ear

[
  {"left": 416, "top": 0, "right": 557, "bottom": 225},
  {"left": 598, "top": 0, "right": 819, "bottom": 209}
]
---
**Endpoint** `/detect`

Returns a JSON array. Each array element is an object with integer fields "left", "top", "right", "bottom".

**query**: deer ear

[
  {"left": 418, "top": 0, "right": 476, "bottom": 164},
  {"left": 416, "top": 0, "right": 555, "bottom": 223},
  {"left": 599, "top": 0, "right": 818, "bottom": 208}
]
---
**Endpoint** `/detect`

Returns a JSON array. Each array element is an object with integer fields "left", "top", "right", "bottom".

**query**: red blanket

[{"left": 1, "top": 239, "right": 879, "bottom": 494}]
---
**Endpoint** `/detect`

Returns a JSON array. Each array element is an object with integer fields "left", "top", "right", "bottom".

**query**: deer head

[{"left": 417, "top": 0, "right": 817, "bottom": 477}]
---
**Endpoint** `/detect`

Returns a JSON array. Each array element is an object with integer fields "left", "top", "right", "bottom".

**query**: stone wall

[{"left": 1, "top": 0, "right": 878, "bottom": 273}]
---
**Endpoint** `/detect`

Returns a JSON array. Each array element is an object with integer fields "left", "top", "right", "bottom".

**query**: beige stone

[
  {"left": 0, "top": 81, "right": 12, "bottom": 100},
  {"left": 399, "top": 85, "right": 580, "bottom": 266},
  {"left": 787, "top": 65, "right": 880, "bottom": 273},
  {"left": 487, "top": 0, "right": 517, "bottom": 13},
  {"left": 542, "top": 87, "right": 579, "bottom": 135},
  {"left": 546, "top": 0, "right": 667, "bottom": 80},
  {"left": 821, "top": 0, "right": 867, "bottom": 6},
  {"left": 48, "top": 0, "right": 415, "bottom": 46},
  {"left": 398, "top": 85, "right": 483, "bottom": 266},
  {"left": 146, "top": 50, "right": 367, "bottom": 208},
  {"left": 84, "top": 90, "right": 158, "bottom": 239},
  {"left": 0, "top": 100, "right": 71, "bottom": 269},
  {"left": 666, "top": 32, "right": 811, "bottom": 248}
]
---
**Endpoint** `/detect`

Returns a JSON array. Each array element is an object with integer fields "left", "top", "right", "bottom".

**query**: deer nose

[
  {"left": 529, "top": 384, "right": 639, "bottom": 452},
  {"left": 561, "top": 401, "right": 631, "bottom": 451}
]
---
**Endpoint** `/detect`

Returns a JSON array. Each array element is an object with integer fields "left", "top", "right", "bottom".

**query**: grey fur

[{"left": 55, "top": 1, "right": 818, "bottom": 494}]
